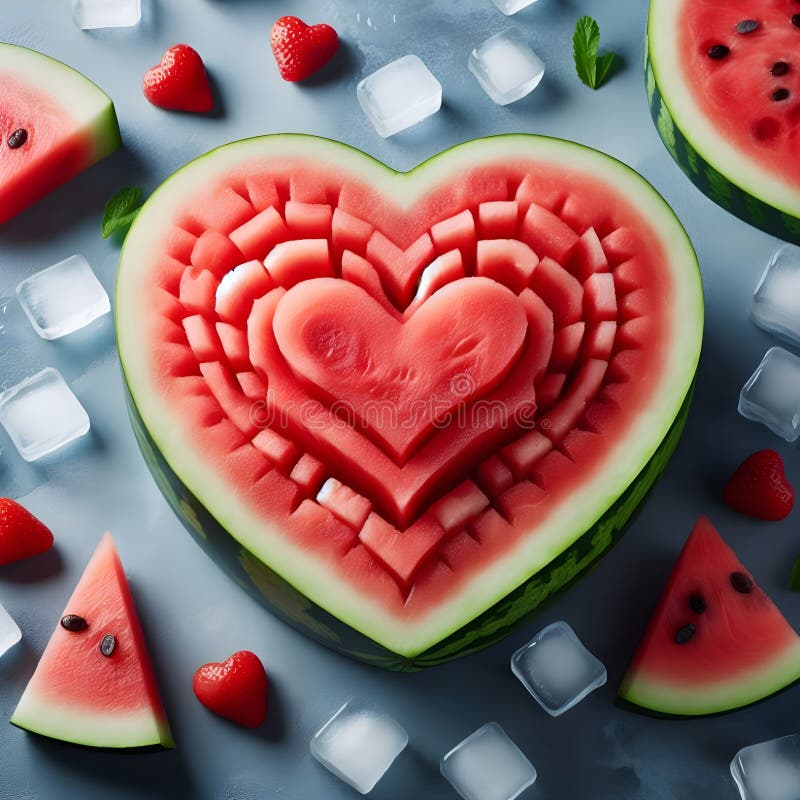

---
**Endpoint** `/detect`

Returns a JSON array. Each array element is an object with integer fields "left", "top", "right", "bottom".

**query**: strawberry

[
  {"left": 723, "top": 449, "right": 794, "bottom": 521},
  {"left": 143, "top": 44, "right": 214, "bottom": 113},
  {"left": 193, "top": 650, "right": 268, "bottom": 729},
  {"left": 0, "top": 499, "right": 54, "bottom": 566},
  {"left": 270, "top": 16, "right": 339, "bottom": 82}
]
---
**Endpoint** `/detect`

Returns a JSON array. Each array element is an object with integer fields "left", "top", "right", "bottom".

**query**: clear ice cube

[
  {"left": 357, "top": 55, "right": 442, "bottom": 138},
  {"left": 491, "top": 0, "right": 541, "bottom": 16},
  {"left": 16, "top": 255, "right": 110, "bottom": 340},
  {"left": 310, "top": 701, "right": 408, "bottom": 794},
  {"left": 0, "top": 368, "right": 90, "bottom": 462},
  {"left": 71, "top": 0, "right": 142, "bottom": 29},
  {"left": 739, "top": 347, "right": 800, "bottom": 442},
  {"left": 731, "top": 735, "right": 800, "bottom": 800},
  {"left": 511, "top": 621, "right": 607, "bottom": 717},
  {"left": 0, "top": 602, "right": 22, "bottom": 658},
  {"left": 469, "top": 29, "right": 545, "bottom": 105},
  {"left": 441, "top": 722, "right": 537, "bottom": 800},
  {"left": 752, "top": 244, "right": 800, "bottom": 347}
]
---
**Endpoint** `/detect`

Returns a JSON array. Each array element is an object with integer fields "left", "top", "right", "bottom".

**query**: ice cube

[
  {"left": 491, "top": 0, "right": 541, "bottom": 16},
  {"left": 752, "top": 244, "right": 800, "bottom": 347},
  {"left": 469, "top": 29, "right": 545, "bottom": 105},
  {"left": 0, "top": 368, "right": 90, "bottom": 462},
  {"left": 0, "top": 602, "right": 22, "bottom": 658},
  {"left": 511, "top": 621, "right": 607, "bottom": 717},
  {"left": 310, "top": 701, "right": 408, "bottom": 794},
  {"left": 357, "top": 55, "right": 442, "bottom": 138},
  {"left": 739, "top": 347, "right": 800, "bottom": 442},
  {"left": 16, "top": 255, "right": 110, "bottom": 340},
  {"left": 441, "top": 722, "right": 537, "bottom": 800},
  {"left": 731, "top": 735, "right": 800, "bottom": 800},
  {"left": 71, "top": 0, "right": 141, "bottom": 29}
]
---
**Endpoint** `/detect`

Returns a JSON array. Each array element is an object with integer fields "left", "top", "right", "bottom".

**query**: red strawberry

[
  {"left": 143, "top": 44, "right": 214, "bottom": 113},
  {"left": 0, "top": 499, "right": 54, "bottom": 566},
  {"left": 270, "top": 16, "right": 339, "bottom": 82},
  {"left": 723, "top": 449, "right": 794, "bottom": 521},
  {"left": 193, "top": 650, "right": 268, "bottom": 729}
]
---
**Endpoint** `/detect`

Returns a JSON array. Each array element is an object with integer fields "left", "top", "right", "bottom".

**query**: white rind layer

[
  {"left": 620, "top": 638, "right": 800, "bottom": 716},
  {"left": 10, "top": 692, "right": 173, "bottom": 749}
]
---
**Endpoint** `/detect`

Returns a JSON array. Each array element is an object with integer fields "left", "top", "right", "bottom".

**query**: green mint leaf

[
  {"left": 791, "top": 558, "right": 800, "bottom": 592},
  {"left": 595, "top": 52, "right": 617, "bottom": 88},
  {"left": 573, "top": 16, "right": 618, "bottom": 89},
  {"left": 110, "top": 208, "right": 141, "bottom": 233},
  {"left": 102, "top": 186, "right": 143, "bottom": 238},
  {"left": 573, "top": 16, "right": 600, "bottom": 89}
]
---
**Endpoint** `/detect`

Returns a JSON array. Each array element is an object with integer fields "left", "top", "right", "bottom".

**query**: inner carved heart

[
  {"left": 150, "top": 160, "right": 666, "bottom": 598},
  {"left": 272, "top": 277, "right": 530, "bottom": 464},
  {"left": 257, "top": 275, "right": 550, "bottom": 526}
]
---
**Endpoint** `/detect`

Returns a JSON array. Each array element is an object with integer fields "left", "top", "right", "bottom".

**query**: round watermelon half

[
  {"left": 116, "top": 134, "right": 703, "bottom": 670},
  {"left": 0, "top": 42, "right": 121, "bottom": 224},
  {"left": 647, "top": 0, "right": 800, "bottom": 244},
  {"left": 620, "top": 516, "right": 800, "bottom": 716}
]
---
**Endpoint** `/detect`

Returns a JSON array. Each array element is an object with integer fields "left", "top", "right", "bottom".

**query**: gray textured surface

[{"left": 0, "top": 1, "right": 796, "bottom": 798}]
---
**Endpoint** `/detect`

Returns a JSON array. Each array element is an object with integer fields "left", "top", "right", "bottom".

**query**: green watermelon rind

[
  {"left": 644, "top": 9, "right": 800, "bottom": 245},
  {"left": 125, "top": 366, "right": 693, "bottom": 671},
  {"left": 117, "top": 134, "right": 703, "bottom": 669}
]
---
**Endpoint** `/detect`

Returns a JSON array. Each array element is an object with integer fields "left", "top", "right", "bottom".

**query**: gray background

[{"left": 0, "top": 1, "right": 796, "bottom": 798}]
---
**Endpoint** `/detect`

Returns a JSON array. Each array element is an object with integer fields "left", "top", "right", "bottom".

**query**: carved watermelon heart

[
  {"left": 272, "top": 277, "right": 529, "bottom": 464},
  {"left": 117, "top": 135, "right": 702, "bottom": 666},
  {"left": 258, "top": 275, "right": 550, "bottom": 525}
]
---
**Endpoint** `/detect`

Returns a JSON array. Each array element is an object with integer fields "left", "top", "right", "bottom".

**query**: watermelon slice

[
  {"left": 0, "top": 43, "right": 121, "bottom": 224},
  {"left": 117, "top": 134, "right": 703, "bottom": 669},
  {"left": 10, "top": 534, "right": 173, "bottom": 749},
  {"left": 620, "top": 516, "right": 800, "bottom": 716},
  {"left": 647, "top": 0, "right": 800, "bottom": 243}
]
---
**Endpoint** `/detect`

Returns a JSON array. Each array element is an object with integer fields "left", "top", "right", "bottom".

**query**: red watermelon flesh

[
  {"left": 10, "top": 533, "right": 173, "bottom": 749},
  {"left": 620, "top": 516, "right": 800, "bottom": 716},
  {"left": 116, "top": 135, "right": 702, "bottom": 659},
  {"left": 679, "top": 1, "right": 800, "bottom": 189},
  {"left": 0, "top": 43, "right": 121, "bottom": 224}
]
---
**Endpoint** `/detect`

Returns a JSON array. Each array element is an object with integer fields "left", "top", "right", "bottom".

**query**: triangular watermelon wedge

[
  {"left": 10, "top": 533, "right": 173, "bottom": 749},
  {"left": 620, "top": 516, "right": 800, "bottom": 716},
  {"left": 0, "top": 43, "right": 121, "bottom": 224}
]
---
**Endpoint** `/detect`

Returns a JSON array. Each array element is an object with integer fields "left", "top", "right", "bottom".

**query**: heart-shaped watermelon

[{"left": 117, "top": 135, "right": 703, "bottom": 669}]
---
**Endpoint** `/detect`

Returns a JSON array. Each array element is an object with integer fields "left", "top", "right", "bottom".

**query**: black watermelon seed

[
  {"left": 772, "top": 61, "right": 790, "bottom": 77},
  {"left": 7, "top": 128, "right": 27, "bottom": 149},
  {"left": 99, "top": 633, "right": 116, "bottom": 657},
  {"left": 60, "top": 614, "right": 88, "bottom": 632},
  {"left": 731, "top": 571, "right": 754, "bottom": 594},
  {"left": 689, "top": 593, "right": 707, "bottom": 614},
  {"left": 736, "top": 19, "right": 759, "bottom": 34},
  {"left": 708, "top": 44, "right": 731, "bottom": 59},
  {"left": 772, "top": 88, "right": 790, "bottom": 101},
  {"left": 675, "top": 624, "right": 697, "bottom": 644},
  {"left": 793, "top": 14, "right": 800, "bottom": 28}
]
